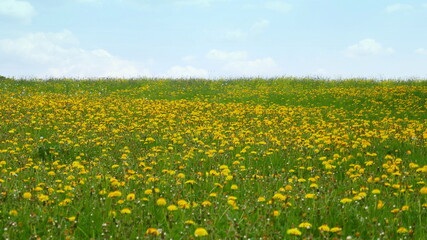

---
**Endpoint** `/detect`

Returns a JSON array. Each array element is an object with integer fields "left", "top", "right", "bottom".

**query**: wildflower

[
  {"left": 258, "top": 197, "right": 266, "bottom": 202},
  {"left": 397, "top": 227, "right": 408, "bottom": 234},
  {"left": 126, "top": 193, "right": 135, "bottom": 201},
  {"left": 68, "top": 216, "right": 76, "bottom": 221},
  {"left": 420, "top": 187, "right": 427, "bottom": 194},
  {"left": 287, "top": 228, "right": 302, "bottom": 236},
  {"left": 202, "top": 200, "right": 212, "bottom": 207},
  {"left": 144, "top": 189, "right": 153, "bottom": 195},
  {"left": 167, "top": 205, "right": 178, "bottom": 211},
  {"left": 37, "top": 194, "right": 49, "bottom": 202},
  {"left": 299, "top": 222, "right": 312, "bottom": 229},
  {"left": 372, "top": 189, "right": 381, "bottom": 194},
  {"left": 177, "top": 199, "right": 190, "bottom": 208},
  {"left": 156, "top": 198, "right": 167, "bottom": 206},
  {"left": 305, "top": 193, "right": 316, "bottom": 199},
  {"left": 273, "top": 210, "right": 280, "bottom": 217},
  {"left": 331, "top": 227, "right": 342, "bottom": 233},
  {"left": 185, "top": 220, "right": 195, "bottom": 225},
  {"left": 340, "top": 198, "right": 352, "bottom": 204},
  {"left": 120, "top": 208, "right": 131, "bottom": 214},
  {"left": 319, "top": 224, "right": 330, "bottom": 232},
  {"left": 194, "top": 228, "right": 208, "bottom": 237},
  {"left": 231, "top": 184, "right": 238, "bottom": 190},
  {"left": 401, "top": 205, "right": 409, "bottom": 211},
  {"left": 23, "top": 192, "right": 32, "bottom": 199},
  {"left": 9, "top": 209, "right": 18, "bottom": 216},
  {"left": 146, "top": 228, "right": 159, "bottom": 236},
  {"left": 377, "top": 200, "right": 384, "bottom": 209},
  {"left": 108, "top": 211, "right": 117, "bottom": 217},
  {"left": 107, "top": 191, "right": 122, "bottom": 198}
]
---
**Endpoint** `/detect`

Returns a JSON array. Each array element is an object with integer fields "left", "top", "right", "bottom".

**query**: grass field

[{"left": 0, "top": 78, "right": 426, "bottom": 239}]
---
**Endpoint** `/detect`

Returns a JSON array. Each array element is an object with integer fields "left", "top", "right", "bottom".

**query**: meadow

[{"left": 0, "top": 77, "right": 426, "bottom": 239}]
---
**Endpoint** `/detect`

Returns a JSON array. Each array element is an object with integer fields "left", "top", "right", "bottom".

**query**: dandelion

[
  {"left": 9, "top": 209, "right": 18, "bottom": 216},
  {"left": 146, "top": 228, "right": 159, "bottom": 236},
  {"left": 68, "top": 216, "right": 76, "bottom": 221},
  {"left": 420, "top": 187, "right": 427, "bottom": 194},
  {"left": 319, "top": 225, "right": 330, "bottom": 232},
  {"left": 287, "top": 228, "right": 302, "bottom": 236},
  {"left": 340, "top": 198, "right": 352, "bottom": 204},
  {"left": 156, "top": 198, "right": 167, "bottom": 206},
  {"left": 272, "top": 210, "right": 280, "bottom": 217},
  {"left": 126, "top": 193, "right": 135, "bottom": 201},
  {"left": 305, "top": 193, "right": 316, "bottom": 199},
  {"left": 397, "top": 227, "right": 408, "bottom": 234},
  {"left": 299, "top": 222, "right": 312, "bottom": 229},
  {"left": 120, "top": 208, "right": 131, "bottom": 214},
  {"left": 167, "top": 205, "right": 178, "bottom": 211},
  {"left": 372, "top": 189, "right": 381, "bottom": 194},
  {"left": 185, "top": 220, "right": 196, "bottom": 225},
  {"left": 23, "top": 192, "right": 32, "bottom": 199},
  {"left": 194, "top": 228, "right": 208, "bottom": 237},
  {"left": 107, "top": 191, "right": 122, "bottom": 198},
  {"left": 331, "top": 227, "right": 342, "bottom": 233}
]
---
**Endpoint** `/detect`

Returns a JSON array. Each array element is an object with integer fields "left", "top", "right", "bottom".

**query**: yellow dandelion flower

[
  {"left": 397, "top": 227, "right": 408, "bottom": 234},
  {"left": 194, "top": 228, "right": 208, "bottom": 237},
  {"left": 420, "top": 187, "right": 427, "bottom": 194},
  {"left": 401, "top": 205, "right": 409, "bottom": 211},
  {"left": 126, "top": 193, "right": 135, "bottom": 201},
  {"left": 185, "top": 220, "right": 196, "bottom": 225},
  {"left": 340, "top": 198, "right": 352, "bottom": 204},
  {"left": 167, "top": 205, "right": 178, "bottom": 211},
  {"left": 231, "top": 184, "right": 238, "bottom": 190},
  {"left": 287, "top": 228, "right": 302, "bottom": 236},
  {"left": 305, "top": 193, "right": 316, "bottom": 199},
  {"left": 273, "top": 210, "right": 280, "bottom": 217},
  {"left": 330, "top": 227, "right": 342, "bottom": 233},
  {"left": 377, "top": 200, "right": 384, "bottom": 209},
  {"left": 319, "top": 224, "right": 330, "bottom": 232},
  {"left": 9, "top": 209, "right": 18, "bottom": 216},
  {"left": 298, "top": 222, "right": 312, "bottom": 229},
  {"left": 146, "top": 228, "right": 159, "bottom": 236},
  {"left": 372, "top": 189, "right": 381, "bottom": 194},
  {"left": 156, "top": 198, "right": 167, "bottom": 206},
  {"left": 120, "top": 208, "right": 131, "bottom": 214},
  {"left": 258, "top": 197, "right": 266, "bottom": 202},
  {"left": 68, "top": 216, "right": 76, "bottom": 221},
  {"left": 107, "top": 191, "right": 122, "bottom": 198},
  {"left": 23, "top": 192, "right": 32, "bottom": 199}
]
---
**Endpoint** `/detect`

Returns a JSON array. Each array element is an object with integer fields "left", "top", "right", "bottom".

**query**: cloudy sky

[{"left": 1, "top": 0, "right": 427, "bottom": 79}]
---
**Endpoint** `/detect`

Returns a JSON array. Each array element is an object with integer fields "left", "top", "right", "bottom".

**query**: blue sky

[{"left": 1, "top": 0, "right": 427, "bottom": 79}]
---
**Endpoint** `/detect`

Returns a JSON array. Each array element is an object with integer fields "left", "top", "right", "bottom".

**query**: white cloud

[
  {"left": 385, "top": 3, "right": 413, "bottom": 13},
  {"left": 164, "top": 65, "right": 209, "bottom": 78},
  {"left": 345, "top": 39, "right": 394, "bottom": 57},
  {"left": 251, "top": 19, "right": 270, "bottom": 33},
  {"left": 265, "top": 1, "right": 292, "bottom": 13},
  {"left": 224, "top": 29, "right": 247, "bottom": 40},
  {"left": 182, "top": 55, "right": 197, "bottom": 61},
  {"left": 174, "top": 0, "right": 227, "bottom": 7},
  {"left": 206, "top": 49, "right": 248, "bottom": 61},
  {"left": 415, "top": 48, "right": 427, "bottom": 55},
  {"left": 0, "top": 0, "right": 35, "bottom": 23},
  {"left": 224, "top": 57, "right": 278, "bottom": 77},
  {"left": 0, "top": 30, "right": 150, "bottom": 78}
]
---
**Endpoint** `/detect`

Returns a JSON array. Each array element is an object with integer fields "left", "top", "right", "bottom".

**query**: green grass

[{"left": 0, "top": 77, "right": 426, "bottom": 239}]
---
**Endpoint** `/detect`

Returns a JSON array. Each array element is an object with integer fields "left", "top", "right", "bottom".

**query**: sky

[{"left": 1, "top": 0, "right": 427, "bottom": 79}]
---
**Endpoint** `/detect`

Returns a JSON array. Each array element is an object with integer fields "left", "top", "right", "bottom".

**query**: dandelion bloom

[
  {"left": 185, "top": 220, "right": 195, "bottom": 225},
  {"left": 305, "top": 193, "right": 316, "bottom": 199},
  {"left": 107, "top": 191, "right": 122, "bottom": 198},
  {"left": 318, "top": 224, "right": 330, "bottom": 232},
  {"left": 298, "top": 222, "right": 312, "bottom": 229},
  {"left": 397, "top": 227, "right": 408, "bottom": 234},
  {"left": 120, "top": 208, "right": 131, "bottom": 214},
  {"left": 401, "top": 205, "right": 409, "bottom": 211},
  {"left": 330, "top": 227, "right": 342, "bottom": 233},
  {"left": 167, "top": 205, "right": 178, "bottom": 211},
  {"left": 9, "top": 209, "right": 18, "bottom": 216},
  {"left": 194, "top": 228, "right": 208, "bottom": 237},
  {"left": 156, "top": 198, "right": 167, "bottom": 206},
  {"left": 273, "top": 210, "right": 280, "bottom": 217},
  {"left": 258, "top": 197, "right": 266, "bottom": 202},
  {"left": 68, "top": 216, "right": 76, "bottom": 221},
  {"left": 377, "top": 200, "right": 385, "bottom": 209},
  {"left": 126, "top": 193, "right": 135, "bottom": 201},
  {"left": 372, "top": 189, "right": 381, "bottom": 194},
  {"left": 287, "top": 228, "right": 302, "bottom": 236},
  {"left": 340, "top": 198, "right": 352, "bottom": 204},
  {"left": 146, "top": 228, "right": 159, "bottom": 236},
  {"left": 23, "top": 192, "right": 32, "bottom": 199},
  {"left": 420, "top": 187, "right": 427, "bottom": 194},
  {"left": 231, "top": 184, "right": 238, "bottom": 190}
]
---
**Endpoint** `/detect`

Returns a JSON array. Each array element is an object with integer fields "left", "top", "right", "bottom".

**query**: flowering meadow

[{"left": 0, "top": 78, "right": 426, "bottom": 239}]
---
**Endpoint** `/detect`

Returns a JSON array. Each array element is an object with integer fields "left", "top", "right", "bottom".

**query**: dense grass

[{"left": 0, "top": 78, "right": 426, "bottom": 239}]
